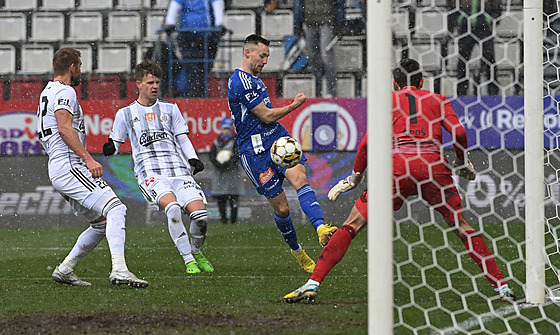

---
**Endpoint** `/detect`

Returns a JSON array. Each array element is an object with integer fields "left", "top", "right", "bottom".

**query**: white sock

[
  {"left": 189, "top": 210, "right": 208, "bottom": 254},
  {"left": 306, "top": 279, "right": 320, "bottom": 286},
  {"left": 105, "top": 202, "right": 128, "bottom": 272},
  {"left": 59, "top": 224, "right": 105, "bottom": 273},
  {"left": 166, "top": 202, "right": 194, "bottom": 264}
]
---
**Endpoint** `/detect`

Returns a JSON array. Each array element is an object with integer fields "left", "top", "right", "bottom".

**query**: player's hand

[
  {"left": 293, "top": 93, "right": 306, "bottom": 108},
  {"left": 452, "top": 158, "right": 476, "bottom": 180},
  {"left": 189, "top": 158, "right": 205, "bottom": 175},
  {"left": 103, "top": 138, "right": 116, "bottom": 157},
  {"left": 328, "top": 172, "right": 363, "bottom": 201},
  {"left": 86, "top": 159, "right": 104, "bottom": 178}
]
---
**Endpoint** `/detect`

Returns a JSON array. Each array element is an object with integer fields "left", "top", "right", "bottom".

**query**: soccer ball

[{"left": 270, "top": 136, "right": 302, "bottom": 169}]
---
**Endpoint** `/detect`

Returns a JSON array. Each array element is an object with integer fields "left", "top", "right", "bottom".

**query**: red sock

[
  {"left": 460, "top": 230, "right": 506, "bottom": 289},
  {"left": 310, "top": 225, "right": 356, "bottom": 283}
]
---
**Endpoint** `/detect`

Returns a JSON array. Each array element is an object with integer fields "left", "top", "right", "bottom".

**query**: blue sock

[
  {"left": 274, "top": 213, "right": 299, "bottom": 250},
  {"left": 297, "top": 184, "right": 325, "bottom": 230}
]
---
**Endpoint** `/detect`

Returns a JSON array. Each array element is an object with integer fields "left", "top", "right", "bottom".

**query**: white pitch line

[
  {"left": 0, "top": 274, "right": 367, "bottom": 281},
  {"left": 430, "top": 303, "right": 533, "bottom": 335}
]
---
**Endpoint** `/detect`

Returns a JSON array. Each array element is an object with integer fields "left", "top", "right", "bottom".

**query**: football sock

[
  {"left": 297, "top": 184, "right": 325, "bottom": 230},
  {"left": 165, "top": 202, "right": 194, "bottom": 264},
  {"left": 189, "top": 209, "right": 208, "bottom": 254},
  {"left": 460, "top": 230, "right": 506, "bottom": 289},
  {"left": 274, "top": 213, "right": 299, "bottom": 250},
  {"left": 105, "top": 202, "right": 128, "bottom": 272},
  {"left": 59, "top": 223, "right": 105, "bottom": 273},
  {"left": 310, "top": 225, "right": 356, "bottom": 283}
]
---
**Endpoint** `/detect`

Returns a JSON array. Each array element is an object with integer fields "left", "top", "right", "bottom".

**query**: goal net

[{"left": 367, "top": 0, "right": 560, "bottom": 333}]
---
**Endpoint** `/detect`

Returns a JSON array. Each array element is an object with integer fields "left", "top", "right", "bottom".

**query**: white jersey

[
  {"left": 110, "top": 99, "right": 192, "bottom": 182},
  {"left": 37, "top": 81, "right": 87, "bottom": 179}
]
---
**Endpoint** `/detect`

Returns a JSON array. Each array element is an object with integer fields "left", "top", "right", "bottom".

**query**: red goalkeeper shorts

[{"left": 392, "top": 153, "right": 463, "bottom": 223}]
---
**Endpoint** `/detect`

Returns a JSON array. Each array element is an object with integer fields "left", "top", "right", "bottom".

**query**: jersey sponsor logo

[
  {"left": 244, "top": 91, "right": 258, "bottom": 102},
  {"left": 145, "top": 176, "right": 155, "bottom": 187},
  {"left": 139, "top": 131, "right": 168, "bottom": 146},
  {"left": 145, "top": 112, "right": 156, "bottom": 123},
  {"left": 403, "top": 128, "right": 426, "bottom": 136},
  {"left": 259, "top": 168, "right": 274, "bottom": 185},
  {"left": 57, "top": 98, "right": 70, "bottom": 106},
  {"left": 160, "top": 114, "right": 170, "bottom": 122}
]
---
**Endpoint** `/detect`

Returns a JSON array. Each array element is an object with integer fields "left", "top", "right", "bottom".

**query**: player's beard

[{"left": 70, "top": 74, "right": 81, "bottom": 87}]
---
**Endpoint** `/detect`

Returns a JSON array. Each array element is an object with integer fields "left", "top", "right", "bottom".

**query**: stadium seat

[
  {"left": 152, "top": 0, "right": 170, "bottom": 9},
  {"left": 20, "top": 44, "right": 54, "bottom": 74},
  {"left": 324, "top": 73, "right": 355, "bottom": 97},
  {"left": 282, "top": 74, "right": 315, "bottom": 98},
  {"left": 0, "top": 45, "right": 17, "bottom": 75},
  {"left": 213, "top": 42, "right": 243, "bottom": 74},
  {"left": 60, "top": 43, "right": 93, "bottom": 73},
  {"left": 40, "top": 0, "right": 75, "bottom": 10},
  {"left": 30, "top": 12, "right": 65, "bottom": 42},
  {"left": 0, "top": 13, "right": 27, "bottom": 42},
  {"left": 392, "top": 10, "right": 410, "bottom": 39},
  {"left": 88, "top": 76, "right": 122, "bottom": 100},
  {"left": 107, "top": 11, "right": 142, "bottom": 41},
  {"left": 78, "top": 0, "right": 113, "bottom": 10},
  {"left": 68, "top": 12, "right": 103, "bottom": 42},
  {"left": 231, "top": 0, "right": 262, "bottom": 8},
  {"left": 261, "top": 42, "right": 284, "bottom": 72},
  {"left": 4, "top": 0, "right": 37, "bottom": 10},
  {"left": 414, "top": 10, "right": 447, "bottom": 37},
  {"left": 496, "top": 10, "right": 523, "bottom": 38},
  {"left": 333, "top": 40, "right": 363, "bottom": 72},
  {"left": 224, "top": 10, "right": 256, "bottom": 41},
  {"left": 126, "top": 77, "right": 139, "bottom": 98},
  {"left": 9, "top": 77, "right": 44, "bottom": 101},
  {"left": 261, "top": 9, "right": 294, "bottom": 40},
  {"left": 145, "top": 11, "right": 167, "bottom": 41},
  {"left": 495, "top": 40, "right": 521, "bottom": 69},
  {"left": 117, "top": 0, "right": 146, "bottom": 9},
  {"left": 407, "top": 40, "right": 442, "bottom": 72},
  {"left": 97, "top": 44, "right": 132, "bottom": 74}
]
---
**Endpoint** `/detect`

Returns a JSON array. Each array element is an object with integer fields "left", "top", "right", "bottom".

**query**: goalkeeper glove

[
  {"left": 189, "top": 158, "right": 205, "bottom": 175},
  {"left": 452, "top": 157, "right": 476, "bottom": 180},
  {"left": 327, "top": 171, "right": 363, "bottom": 201}
]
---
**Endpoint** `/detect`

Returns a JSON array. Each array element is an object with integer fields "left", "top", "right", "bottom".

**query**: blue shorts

[{"left": 240, "top": 151, "right": 307, "bottom": 199}]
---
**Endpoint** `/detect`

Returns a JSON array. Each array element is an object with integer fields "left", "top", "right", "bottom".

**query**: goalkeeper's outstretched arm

[{"left": 328, "top": 132, "right": 368, "bottom": 201}]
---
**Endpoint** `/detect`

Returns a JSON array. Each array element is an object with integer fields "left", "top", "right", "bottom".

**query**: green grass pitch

[{"left": 1, "top": 222, "right": 559, "bottom": 334}]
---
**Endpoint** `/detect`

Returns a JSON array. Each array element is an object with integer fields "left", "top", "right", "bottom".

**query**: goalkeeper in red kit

[{"left": 283, "top": 58, "right": 515, "bottom": 303}]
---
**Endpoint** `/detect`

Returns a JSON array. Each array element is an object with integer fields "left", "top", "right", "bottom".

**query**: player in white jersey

[
  {"left": 103, "top": 60, "right": 214, "bottom": 274},
  {"left": 38, "top": 48, "right": 149, "bottom": 288}
]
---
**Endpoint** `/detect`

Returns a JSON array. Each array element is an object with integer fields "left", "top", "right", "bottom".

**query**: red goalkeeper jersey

[{"left": 392, "top": 87, "right": 467, "bottom": 161}]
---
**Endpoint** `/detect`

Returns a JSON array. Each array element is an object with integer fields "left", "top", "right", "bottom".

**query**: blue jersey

[
  {"left": 228, "top": 69, "right": 289, "bottom": 156},
  {"left": 173, "top": 0, "right": 215, "bottom": 29}
]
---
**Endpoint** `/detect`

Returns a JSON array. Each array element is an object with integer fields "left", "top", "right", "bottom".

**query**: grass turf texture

[{"left": 1, "top": 222, "right": 559, "bottom": 334}]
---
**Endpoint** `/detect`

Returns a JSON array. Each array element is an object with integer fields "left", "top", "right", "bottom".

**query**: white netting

[{"left": 389, "top": 0, "right": 560, "bottom": 333}]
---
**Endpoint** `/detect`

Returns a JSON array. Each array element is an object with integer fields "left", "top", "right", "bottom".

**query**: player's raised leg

[
  {"left": 285, "top": 164, "right": 337, "bottom": 246},
  {"left": 269, "top": 191, "right": 315, "bottom": 273}
]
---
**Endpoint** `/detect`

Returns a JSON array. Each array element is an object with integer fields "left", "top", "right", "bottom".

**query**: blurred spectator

[
  {"left": 448, "top": 0, "right": 501, "bottom": 96},
  {"left": 164, "top": 0, "right": 226, "bottom": 97},
  {"left": 209, "top": 117, "right": 244, "bottom": 224},
  {"left": 294, "top": 0, "right": 346, "bottom": 97}
]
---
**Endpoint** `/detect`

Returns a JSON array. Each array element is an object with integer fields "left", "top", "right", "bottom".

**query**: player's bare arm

[
  {"left": 250, "top": 93, "right": 306, "bottom": 123},
  {"left": 55, "top": 109, "right": 103, "bottom": 178}
]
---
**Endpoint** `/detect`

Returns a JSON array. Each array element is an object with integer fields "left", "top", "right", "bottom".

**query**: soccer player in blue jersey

[{"left": 227, "top": 34, "right": 337, "bottom": 273}]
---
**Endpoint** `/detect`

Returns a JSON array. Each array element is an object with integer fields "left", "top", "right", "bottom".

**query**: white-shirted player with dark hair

[
  {"left": 103, "top": 60, "right": 214, "bottom": 275},
  {"left": 38, "top": 48, "right": 149, "bottom": 288}
]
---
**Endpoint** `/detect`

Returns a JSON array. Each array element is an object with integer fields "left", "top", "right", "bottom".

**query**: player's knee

[
  {"left": 103, "top": 198, "right": 126, "bottom": 218},
  {"left": 165, "top": 202, "right": 183, "bottom": 224},
  {"left": 90, "top": 220, "right": 107, "bottom": 235},
  {"left": 190, "top": 209, "right": 208, "bottom": 234}
]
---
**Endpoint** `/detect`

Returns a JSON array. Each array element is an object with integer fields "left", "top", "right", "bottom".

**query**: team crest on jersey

[
  {"left": 259, "top": 168, "right": 274, "bottom": 185},
  {"left": 145, "top": 113, "right": 156, "bottom": 123},
  {"left": 160, "top": 114, "right": 170, "bottom": 122}
]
